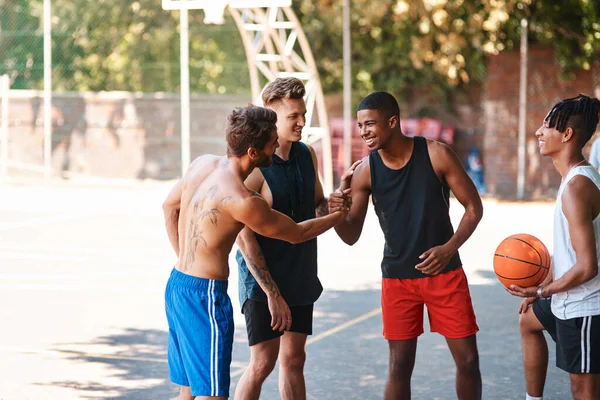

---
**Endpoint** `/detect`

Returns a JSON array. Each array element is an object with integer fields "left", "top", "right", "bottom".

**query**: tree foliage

[
  {"left": 1, "top": 0, "right": 599, "bottom": 97},
  {"left": 293, "top": 0, "right": 600, "bottom": 99},
  {"left": 1, "top": 0, "right": 249, "bottom": 93}
]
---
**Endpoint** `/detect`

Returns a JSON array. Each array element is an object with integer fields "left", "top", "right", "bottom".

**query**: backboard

[{"left": 162, "top": 0, "right": 291, "bottom": 24}]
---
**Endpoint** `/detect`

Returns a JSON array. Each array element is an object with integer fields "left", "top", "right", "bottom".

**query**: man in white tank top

[{"left": 507, "top": 94, "right": 600, "bottom": 400}]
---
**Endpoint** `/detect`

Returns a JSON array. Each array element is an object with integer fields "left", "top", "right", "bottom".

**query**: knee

[
  {"left": 178, "top": 386, "right": 193, "bottom": 400},
  {"left": 388, "top": 352, "right": 415, "bottom": 378},
  {"left": 249, "top": 356, "right": 277, "bottom": 380},
  {"left": 455, "top": 350, "right": 480, "bottom": 375},
  {"left": 519, "top": 313, "right": 530, "bottom": 334},
  {"left": 570, "top": 384, "right": 584, "bottom": 400},
  {"left": 519, "top": 310, "right": 540, "bottom": 336},
  {"left": 279, "top": 350, "right": 306, "bottom": 372}
]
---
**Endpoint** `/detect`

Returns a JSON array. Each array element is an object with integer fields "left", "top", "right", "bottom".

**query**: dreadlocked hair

[{"left": 544, "top": 94, "right": 600, "bottom": 144}]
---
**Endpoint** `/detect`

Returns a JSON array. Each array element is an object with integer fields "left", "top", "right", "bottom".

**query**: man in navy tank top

[
  {"left": 329, "top": 92, "right": 484, "bottom": 400},
  {"left": 508, "top": 95, "right": 600, "bottom": 400},
  {"left": 234, "top": 78, "right": 347, "bottom": 400}
]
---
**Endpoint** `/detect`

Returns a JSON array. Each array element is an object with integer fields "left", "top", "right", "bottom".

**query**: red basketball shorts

[{"left": 381, "top": 267, "right": 479, "bottom": 340}]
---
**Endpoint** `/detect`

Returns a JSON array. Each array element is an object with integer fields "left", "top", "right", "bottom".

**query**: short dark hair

[
  {"left": 544, "top": 94, "right": 600, "bottom": 144},
  {"left": 357, "top": 92, "right": 400, "bottom": 119},
  {"left": 262, "top": 77, "right": 306, "bottom": 106},
  {"left": 226, "top": 105, "right": 277, "bottom": 157}
]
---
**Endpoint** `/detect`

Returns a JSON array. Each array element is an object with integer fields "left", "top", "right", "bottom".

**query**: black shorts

[
  {"left": 533, "top": 297, "right": 600, "bottom": 374},
  {"left": 242, "top": 299, "right": 313, "bottom": 346}
]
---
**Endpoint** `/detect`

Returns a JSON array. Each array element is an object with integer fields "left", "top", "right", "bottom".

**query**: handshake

[{"left": 327, "top": 159, "right": 363, "bottom": 217}]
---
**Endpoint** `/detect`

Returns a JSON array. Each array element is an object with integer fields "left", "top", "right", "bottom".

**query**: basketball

[{"left": 493, "top": 233, "right": 550, "bottom": 289}]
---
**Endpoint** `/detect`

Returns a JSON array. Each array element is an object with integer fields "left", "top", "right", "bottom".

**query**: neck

[
  {"left": 379, "top": 132, "right": 412, "bottom": 159},
  {"left": 552, "top": 150, "right": 586, "bottom": 178},
  {"left": 276, "top": 139, "right": 294, "bottom": 160},
  {"left": 226, "top": 155, "right": 255, "bottom": 181}
]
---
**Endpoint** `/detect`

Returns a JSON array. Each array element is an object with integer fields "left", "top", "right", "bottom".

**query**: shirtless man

[{"left": 162, "top": 105, "right": 347, "bottom": 400}]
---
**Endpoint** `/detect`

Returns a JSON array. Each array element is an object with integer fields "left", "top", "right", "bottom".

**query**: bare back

[{"left": 176, "top": 156, "right": 249, "bottom": 280}]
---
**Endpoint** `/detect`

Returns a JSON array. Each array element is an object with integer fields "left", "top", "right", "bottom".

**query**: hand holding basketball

[{"left": 493, "top": 233, "right": 550, "bottom": 292}]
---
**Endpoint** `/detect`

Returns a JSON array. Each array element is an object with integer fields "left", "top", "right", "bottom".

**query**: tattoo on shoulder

[
  {"left": 207, "top": 185, "right": 218, "bottom": 199},
  {"left": 220, "top": 196, "right": 234, "bottom": 206}
]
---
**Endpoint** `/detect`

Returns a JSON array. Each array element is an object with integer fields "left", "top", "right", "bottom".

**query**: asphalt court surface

[{"left": 0, "top": 179, "right": 571, "bottom": 399}]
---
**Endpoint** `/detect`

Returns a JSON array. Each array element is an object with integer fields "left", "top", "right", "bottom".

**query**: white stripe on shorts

[
  {"left": 586, "top": 316, "right": 592, "bottom": 373},
  {"left": 581, "top": 316, "right": 591, "bottom": 373},
  {"left": 208, "top": 280, "right": 215, "bottom": 395},
  {"left": 212, "top": 281, "right": 219, "bottom": 395}
]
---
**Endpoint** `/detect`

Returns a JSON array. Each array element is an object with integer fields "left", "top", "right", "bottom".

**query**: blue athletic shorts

[{"left": 165, "top": 268, "right": 234, "bottom": 397}]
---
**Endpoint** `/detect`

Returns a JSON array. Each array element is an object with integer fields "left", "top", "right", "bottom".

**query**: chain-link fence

[{"left": 1, "top": 0, "right": 251, "bottom": 181}]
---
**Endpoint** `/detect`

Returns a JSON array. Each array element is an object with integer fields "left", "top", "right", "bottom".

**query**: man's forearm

[
  {"left": 542, "top": 263, "right": 597, "bottom": 297},
  {"left": 445, "top": 206, "right": 482, "bottom": 253},
  {"left": 238, "top": 231, "right": 281, "bottom": 298},
  {"left": 164, "top": 208, "right": 180, "bottom": 256},
  {"left": 295, "top": 212, "right": 342, "bottom": 243},
  {"left": 333, "top": 217, "right": 362, "bottom": 245}
]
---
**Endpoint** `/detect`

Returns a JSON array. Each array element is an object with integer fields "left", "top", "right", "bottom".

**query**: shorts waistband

[{"left": 169, "top": 268, "right": 228, "bottom": 293}]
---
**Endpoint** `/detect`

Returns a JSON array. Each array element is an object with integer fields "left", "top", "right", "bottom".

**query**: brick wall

[
  {"left": 4, "top": 45, "right": 599, "bottom": 197},
  {"left": 484, "top": 47, "right": 600, "bottom": 199},
  {"left": 3, "top": 91, "right": 250, "bottom": 179}
]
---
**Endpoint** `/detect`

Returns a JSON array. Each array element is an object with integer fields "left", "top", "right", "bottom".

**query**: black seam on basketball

[
  {"left": 507, "top": 237, "right": 543, "bottom": 266},
  {"left": 494, "top": 253, "right": 550, "bottom": 269},
  {"left": 494, "top": 270, "right": 543, "bottom": 280}
]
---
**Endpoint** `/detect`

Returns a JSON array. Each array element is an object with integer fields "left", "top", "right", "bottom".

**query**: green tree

[
  {"left": 1, "top": 0, "right": 250, "bottom": 93},
  {"left": 0, "top": 0, "right": 44, "bottom": 89},
  {"left": 293, "top": 0, "right": 600, "bottom": 101}
]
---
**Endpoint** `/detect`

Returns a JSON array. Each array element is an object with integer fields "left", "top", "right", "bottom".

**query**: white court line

[
  {"left": 0, "top": 213, "right": 86, "bottom": 231},
  {"left": 230, "top": 307, "right": 382, "bottom": 378}
]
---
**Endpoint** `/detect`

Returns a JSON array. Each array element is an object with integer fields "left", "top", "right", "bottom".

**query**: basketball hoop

[{"left": 202, "top": 0, "right": 229, "bottom": 24}]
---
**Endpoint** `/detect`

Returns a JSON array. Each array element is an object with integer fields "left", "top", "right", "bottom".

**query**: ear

[
  {"left": 389, "top": 115, "right": 399, "bottom": 129},
  {"left": 247, "top": 147, "right": 259, "bottom": 161},
  {"left": 562, "top": 127, "right": 574, "bottom": 143}
]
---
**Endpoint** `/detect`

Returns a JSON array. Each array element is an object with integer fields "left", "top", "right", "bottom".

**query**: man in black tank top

[
  {"left": 329, "top": 92, "right": 484, "bottom": 400},
  {"left": 235, "top": 78, "right": 345, "bottom": 400}
]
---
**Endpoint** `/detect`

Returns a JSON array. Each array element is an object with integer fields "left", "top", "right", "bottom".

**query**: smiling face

[
  {"left": 535, "top": 120, "right": 564, "bottom": 157},
  {"left": 271, "top": 97, "right": 307, "bottom": 143},
  {"left": 356, "top": 108, "right": 396, "bottom": 151}
]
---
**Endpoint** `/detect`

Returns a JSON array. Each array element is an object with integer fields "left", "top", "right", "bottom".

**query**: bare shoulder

[
  {"left": 563, "top": 174, "right": 599, "bottom": 205},
  {"left": 306, "top": 144, "right": 318, "bottom": 160},
  {"left": 426, "top": 139, "right": 455, "bottom": 160},
  {"left": 190, "top": 154, "right": 221, "bottom": 169},
  {"left": 352, "top": 157, "right": 372, "bottom": 190},
  {"left": 226, "top": 183, "right": 270, "bottom": 220}
]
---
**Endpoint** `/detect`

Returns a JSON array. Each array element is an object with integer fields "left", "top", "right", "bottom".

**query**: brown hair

[
  {"left": 261, "top": 77, "right": 306, "bottom": 106},
  {"left": 226, "top": 105, "right": 277, "bottom": 157}
]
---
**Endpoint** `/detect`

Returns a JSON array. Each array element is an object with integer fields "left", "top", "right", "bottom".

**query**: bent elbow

[{"left": 586, "top": 267, "right": 598, "bottom": 281}]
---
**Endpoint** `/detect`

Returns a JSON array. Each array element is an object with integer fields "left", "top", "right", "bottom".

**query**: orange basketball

[{"left": 493, "top": 233, "right": 550, "bottom": 289}]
